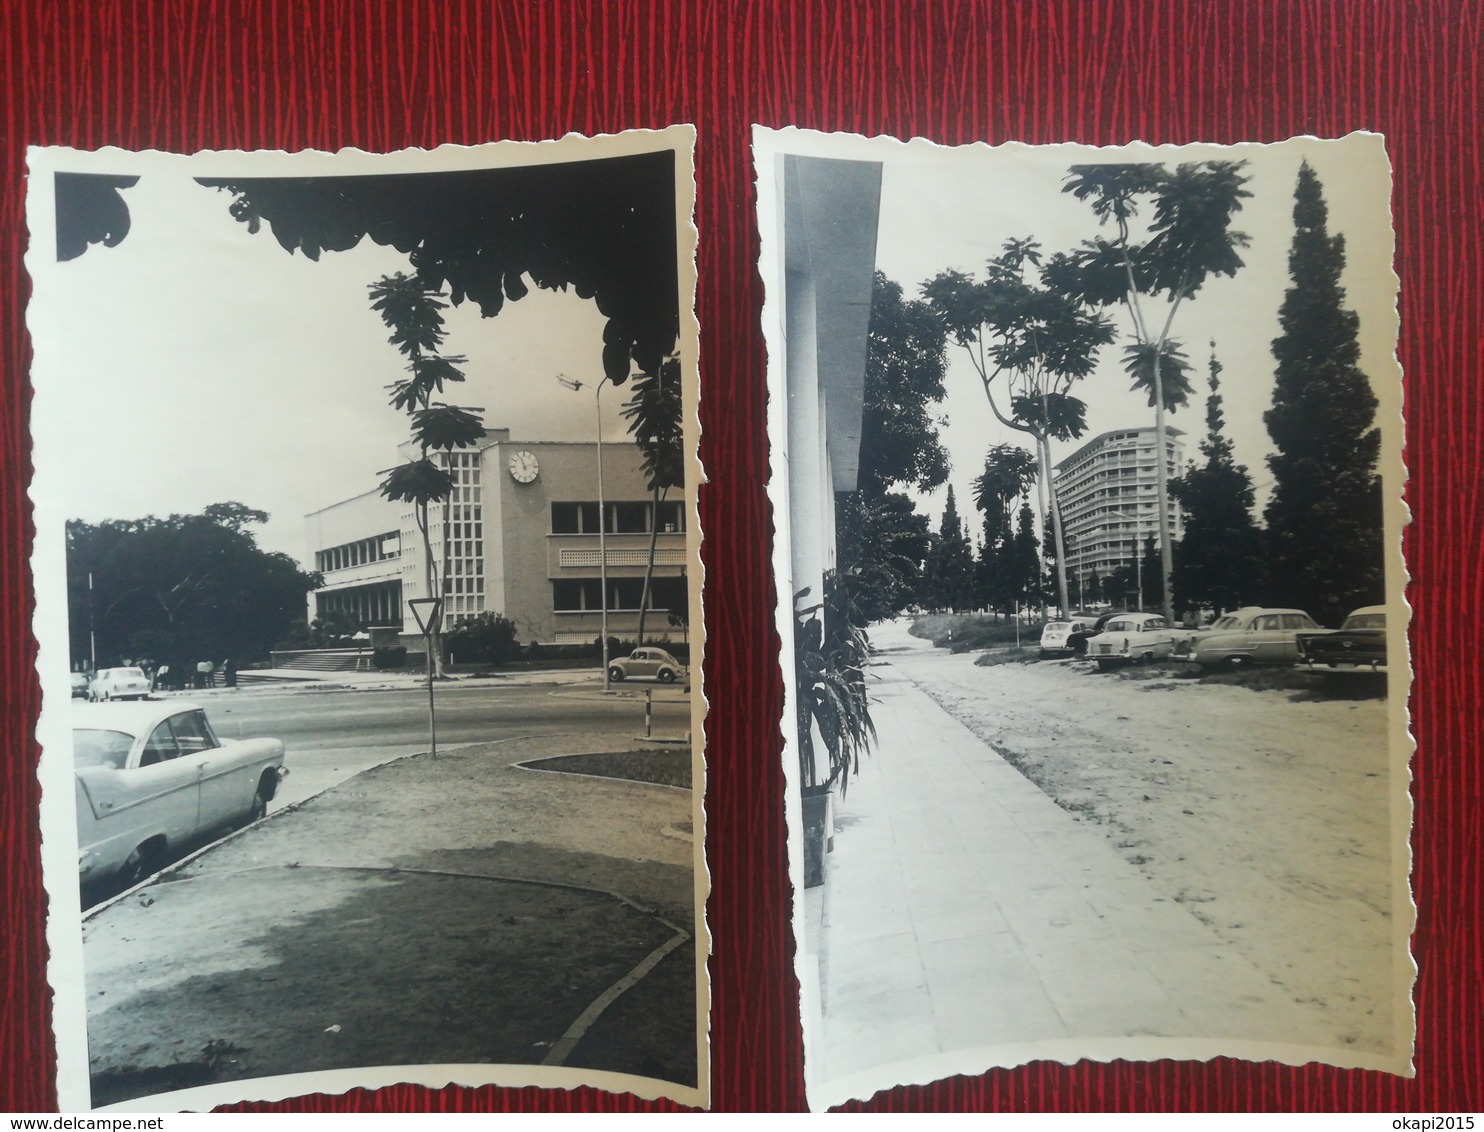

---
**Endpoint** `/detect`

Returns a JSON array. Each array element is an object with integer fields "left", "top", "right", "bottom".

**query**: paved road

[
  {"left": 79, "top": 680, "right": 692, "bottom": 909},
  {"left": 200, "top": 681, "right": 691, "bottom": 810}
]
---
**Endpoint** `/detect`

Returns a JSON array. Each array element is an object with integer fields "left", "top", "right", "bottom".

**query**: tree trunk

[
  {"left": 1034, "top": 432, "right": 1070, "bottom": 620},
  {"left": 634, "top": 485, "right": 666, "bottom": 645}
]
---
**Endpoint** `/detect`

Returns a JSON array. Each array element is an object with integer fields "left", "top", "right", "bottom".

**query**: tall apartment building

[
  {"left": 306, "top": 428, "right": 690, "bottom": 647},
  {"left": 1051, "top": 426, "right": 1186, "bottom": 587}
]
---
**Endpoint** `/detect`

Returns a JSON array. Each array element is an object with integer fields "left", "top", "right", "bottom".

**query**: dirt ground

[
  {"left": 873, "top": 619, "right": 1406, "bottom": 1054},
  {"left": 82, "top": 736, "right": 699, "bottom": 1106}
]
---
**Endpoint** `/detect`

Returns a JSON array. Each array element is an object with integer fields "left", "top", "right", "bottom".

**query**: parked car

[
  {"left": 608, "top": 646, "right": 685, "bottom": 683},
  {"left": 1296, "top": 605, "right": 1387, "bottom": 672},
  {"left": 87, "top": 666, "right": 152, "bottom": 702},
  {"left": 1039, "top": 617, "right": 1095, "bottom": 658},
  {"left": 1084, "top": 613, "right": 1194, "bottom": 671},
  {"left": 69, "top": 673, "right": 90, "bottom": 699},
  {"left": 73, "top": 701, "right": 287, "bottom": 885},
  {"left": 1179, "top": 606, "right": 1329, "bottom": 668}
]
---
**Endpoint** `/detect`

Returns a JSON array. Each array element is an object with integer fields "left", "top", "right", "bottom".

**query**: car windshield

[
  {"left": 74, "top": 729, "right": 134, "bottom": 770},
  {"left": 1211, "top": 615, "right": 1242, "bottom": 630},
  {"left": 1344, "top": 613, "right": 1386, "bottom": 630}
]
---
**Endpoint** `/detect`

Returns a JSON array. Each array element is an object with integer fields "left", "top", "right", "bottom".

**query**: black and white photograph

[
  {"left": 757, "top": 128, "right": 1411, "bottom": 1109},
  {"left": 29, "top": 130, "right": 706, "bottom": 1111}
]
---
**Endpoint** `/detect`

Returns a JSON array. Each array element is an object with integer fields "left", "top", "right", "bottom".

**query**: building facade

[
  {"left": 1052, "top": 426, "right": 1187, "bottom": 591},
  {"left": 307, "top": 429, "right": 689, "bottom": 646}
]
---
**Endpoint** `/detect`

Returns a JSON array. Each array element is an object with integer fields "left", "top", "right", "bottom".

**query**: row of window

[
  {"left": 552, "top": 576, "right": 688, "bottom": 612},
  {"left": 551, "top": 500, "right": 686, "bottom": 535},
  {"left": 316, "top": 531, "right": 400, "bottom": 573}
]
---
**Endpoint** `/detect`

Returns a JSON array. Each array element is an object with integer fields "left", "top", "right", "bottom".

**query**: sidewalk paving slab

[{"left": 813, "top": 655, "right": 1337, "bottom": 1095}]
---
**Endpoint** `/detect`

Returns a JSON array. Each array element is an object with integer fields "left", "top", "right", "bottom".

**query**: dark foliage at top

[
  {"left": 54, "top": 173, "right": 141, "bottom": 261},
  {"left": 197, "top": 151, "right": 679, "bottom": 384}
]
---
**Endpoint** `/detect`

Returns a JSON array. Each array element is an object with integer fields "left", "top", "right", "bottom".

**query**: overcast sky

[
  {"left": 858, "top": 134, "right": 1398, "bottom": 537},
  {"left": 32, "top": 157, "right": 637, "bottom": 564}
]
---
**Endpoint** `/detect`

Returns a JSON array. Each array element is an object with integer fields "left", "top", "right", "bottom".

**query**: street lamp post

[
  {"left": 408, "top": 596, "right": 443, "bottom": 758},
  {"left": 558, "top": 374, "right": 617, "bottom": 692}
]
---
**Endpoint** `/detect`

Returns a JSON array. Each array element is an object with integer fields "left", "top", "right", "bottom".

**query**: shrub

[
  {"left": 444, "top": 612, "right": 521, "bottom": 665},
  {"left": 372, "top": 646, "right": 408, "bottom": 670}
]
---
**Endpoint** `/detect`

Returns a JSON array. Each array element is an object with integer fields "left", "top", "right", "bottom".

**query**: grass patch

[
  {"left": 974, "top": 646, "right": 1042, "bottom": 667},
  {"left": 522, "top": 748, "right": 692, "bottom": 788},
  {"left": 1111, "top": 660, "right": 1385, "bottom": 700},
  {"left": 911, "top": 614, "right": 1039, "bottom": 653}
]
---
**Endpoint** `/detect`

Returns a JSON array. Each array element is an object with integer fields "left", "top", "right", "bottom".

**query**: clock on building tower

[{"left": 507, "top": 450, "right": 539, "bottom": 483}]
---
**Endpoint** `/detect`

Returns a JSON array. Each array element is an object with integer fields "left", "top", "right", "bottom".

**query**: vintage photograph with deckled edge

[
  {"left": 28, "top": 130, "right": 708, "bottom": 1112},
  {"left": 756, "top": 127, "right": 1412, "bottom": 1110}
]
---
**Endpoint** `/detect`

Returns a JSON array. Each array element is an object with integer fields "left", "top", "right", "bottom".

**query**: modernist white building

[
  {"left": 1052, "top": 425, "right": 1187, "bottom": 585},
  {"left": 306, "top": 428, "right": 689, "bottom": 646}
]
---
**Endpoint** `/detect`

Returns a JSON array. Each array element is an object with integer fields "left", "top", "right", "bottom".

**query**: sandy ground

[{"left": 870, "top": 619, "right": 1405, "bottom": 1053}]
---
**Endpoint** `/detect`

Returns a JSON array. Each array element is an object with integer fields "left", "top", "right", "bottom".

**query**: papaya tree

[
  {"left": 923, "top": 239, "right": 1115, "bottom": 618},
  {"left": 1057, "top": 161, "right": 1253, "bottom": 622}
]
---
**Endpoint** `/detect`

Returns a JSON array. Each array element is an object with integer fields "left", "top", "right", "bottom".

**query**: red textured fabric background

[{"left": 2, "top": 0, "right": 1479, "bottom": 1114}]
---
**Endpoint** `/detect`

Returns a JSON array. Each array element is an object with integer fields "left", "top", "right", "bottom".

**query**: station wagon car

[
  {"left": 1084, "top": 613, "right": 1193, "bottom": 671},
  {"left": 1181, "top": 606, "right": 1329, "bottom": 668},
  {"left": 74, "top": 701, "right": 287, "bottom": 885},
  {"left": 607, "top": 647, "right": 685, "bottom": 683}
]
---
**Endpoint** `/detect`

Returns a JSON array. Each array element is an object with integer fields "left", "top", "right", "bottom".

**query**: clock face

[{"left": 508, "top": 450, "right": 539, "bottom": 483}]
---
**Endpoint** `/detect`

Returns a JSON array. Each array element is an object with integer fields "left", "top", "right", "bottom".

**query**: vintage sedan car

[
  {"left": 1084, "top": 613, "right": 1193, "bottom": 671},
  {"left": 69, "top": 673, "right": 90, "bottom": 699},
  {"left": 87, "top": 665, "right": 152, "bottom": 702},
  {"left": 1296, "top": 605, "right": 1387, "bottom": 672},
  {"left": 73, "top": 701, "right": 287, "bottom": 885},
  {"left": 1039, "top": 617, "right": 1095, "bottom": 658},
  {"left": 1180, "top": 606, "right": 1329, "bottom": 668},
  {"left": 608, "top": 646, "right": 685, "bottom": 683}
]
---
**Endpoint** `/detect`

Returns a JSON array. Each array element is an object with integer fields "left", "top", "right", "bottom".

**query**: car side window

[
  {"left": 169, "top": 711, "right": 218, "bottom": 756},
  {"left": 1254, "top": 615, "right": 1278, "bottom": 630},
  {"left": 140, "top": 722, "right": 180, "bottom": 767}
]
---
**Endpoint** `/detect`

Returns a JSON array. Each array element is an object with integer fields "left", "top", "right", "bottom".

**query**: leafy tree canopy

[
  {"left": 859, "top": 272, "right": 950, "bottom": 493},
  {"left": 196, "top": 152, "right": 679, "bottom": 385},
  {"left": 66, "top": 503, "right": 321, "bottom": 669}
]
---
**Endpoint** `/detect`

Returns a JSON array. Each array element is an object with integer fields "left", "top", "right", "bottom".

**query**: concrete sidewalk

[{"left": 811, "top": 652, "right": 1338, "bottom": 1098}]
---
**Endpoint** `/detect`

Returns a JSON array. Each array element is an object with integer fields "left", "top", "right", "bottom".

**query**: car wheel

[
  {"left": 1136, "top": 652, "right": 1154, "bottom": 666},
  {"left": 1225, "top": 655, "right": 1252, "bottom": 671},
  {"left": 608, "top": 665, "right": 624, "bottom": 682},
  {"left": 117, "top": 840, "right": 163, "bottom": 888},
  {"left": 658, "top": 669, "right": 676, "bottom": 684},
  {"left": 1095, "top": 659, "right": 1120, "bottom": 673},
  {"left": 100, "top": 689, "right": 111, "bottom": 702},
  {"left": 245, "top": 791, "right": 268, "bottom": 825}
]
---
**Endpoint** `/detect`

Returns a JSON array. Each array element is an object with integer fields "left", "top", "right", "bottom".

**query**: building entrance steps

[{"left": 812, "top": 646, "right": 1338, "bottom": 1096}]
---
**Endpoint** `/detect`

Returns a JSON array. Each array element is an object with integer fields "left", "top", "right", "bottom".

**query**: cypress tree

[
  {"left": 1263, "top": 162, "right": 1383, "bottom": 626},
  {"left": 1169, "top": 344, "right": 1266, "bottom": 614},
  {"left": 923, "top": 486, "right": 976, "bottom": 612}
]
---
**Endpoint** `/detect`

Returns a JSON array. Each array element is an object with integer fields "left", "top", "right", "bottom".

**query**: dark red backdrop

[{"left": 2, "top": 0, "right": 1479, "bottom": 1114}]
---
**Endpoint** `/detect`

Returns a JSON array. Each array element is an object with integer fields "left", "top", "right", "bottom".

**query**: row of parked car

[{"left": 1040, "top": 605, "right": 1389, "bottom": 673}]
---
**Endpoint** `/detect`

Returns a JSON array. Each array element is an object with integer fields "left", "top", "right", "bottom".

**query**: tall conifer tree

[
  {"left": 1169, "top": 344, "right": 1265, "bottom": 613},
  {"left": 1263, "top": 162, "right": 1383, "bottom": 625},
  {"left": 922, "top": 486, "right": 976, "bottom": 612}
]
